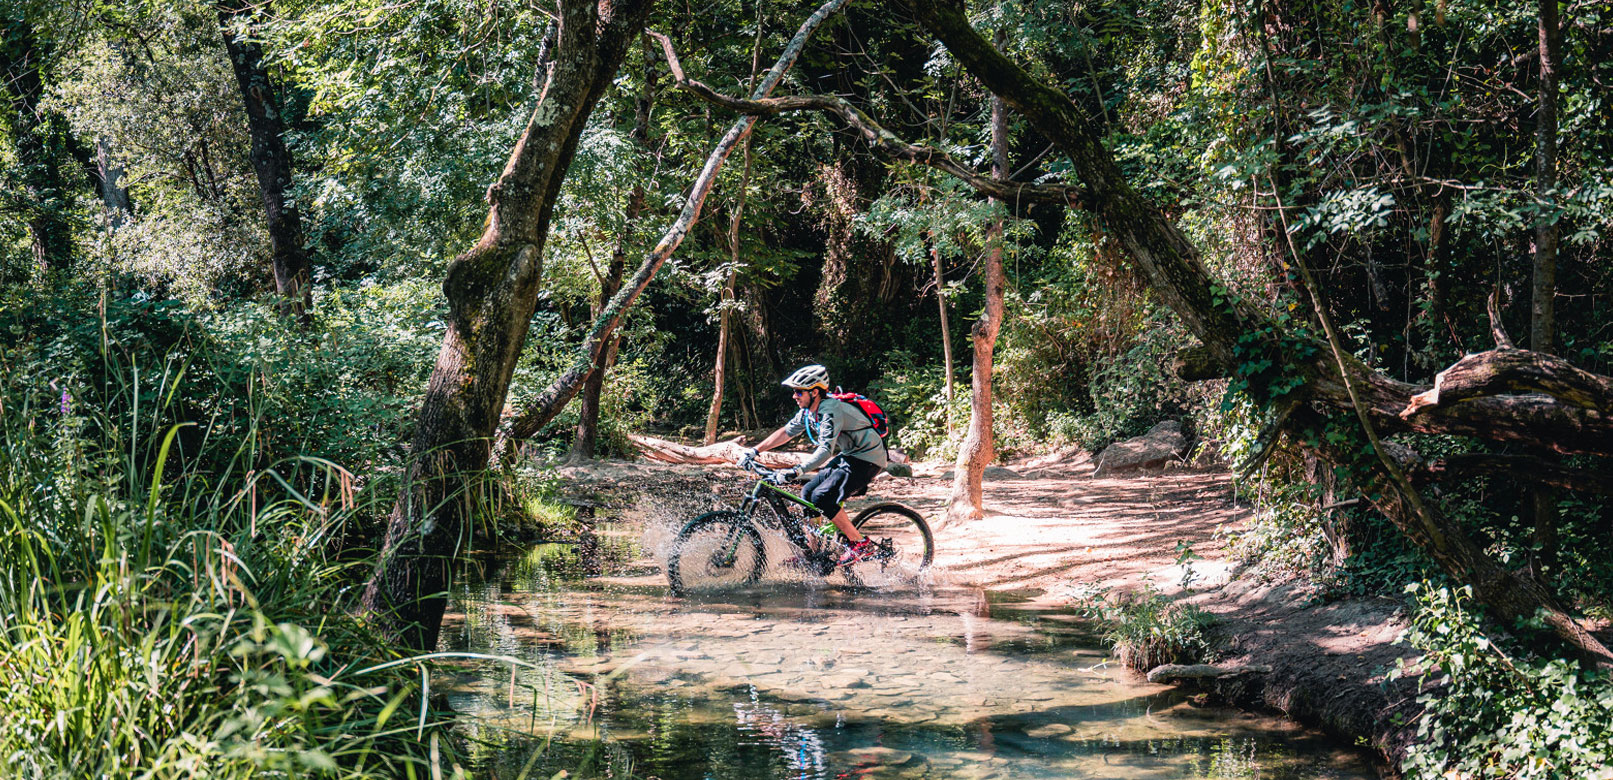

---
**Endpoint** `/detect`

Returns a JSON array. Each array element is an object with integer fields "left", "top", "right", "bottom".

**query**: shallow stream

[{"left": 440, "top": 530, "right": 1380, "bottom": 779}]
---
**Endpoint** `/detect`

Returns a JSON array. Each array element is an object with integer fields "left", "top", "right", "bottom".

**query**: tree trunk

[
  {"left": 569, "top": 252, "right": 626, "bottom": 461},
  {"left": 1529, "top": 0, "right": 1564, "bottom": 573},
  {"left": 217, "top": 0, "right": 313, "bottom": 325},
  {"left": 704, "top": 265, "right": 737, "bottom": 444},
  {"left": 361, "top": 0, "right": 654, "bottom": 652},
  {"left": 571, "top": 41, "right": 660, "bottom": 461},
  {"left": 0, "top": 17, "right": 75, "bottom": 272},
  {"left": 95, "top": 138, "right": 133, "bottom": 228},
  {"left": 1531, "top": 0, "right": 1561, "bottom": 357},
  {"left": 507, "top": 0, "right": 851, "bottom": 442},
  {"left": 947, "top": 91, "right": 1007, "bottom": 526},
  {"left": 703, "top": 19, "right": 762, "bottom": 446},
  {"left": 930, "top": 231, "right": 954, "bottom": 425}
]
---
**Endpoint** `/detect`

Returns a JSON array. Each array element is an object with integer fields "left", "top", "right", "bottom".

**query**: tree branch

[
  {"left": 648, "top": 30, "right": 1078, "bottom": 208},
  {"left": 1401, "top": 348, "right": 1613, "bottom": 416}
]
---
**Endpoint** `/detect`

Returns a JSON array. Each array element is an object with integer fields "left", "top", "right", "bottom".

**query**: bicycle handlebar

[{"left": 739, "top": 457, "right": 794, "bottom": 484}]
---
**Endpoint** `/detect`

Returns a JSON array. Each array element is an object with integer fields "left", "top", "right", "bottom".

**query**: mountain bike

[{"left": 665, "top": 460, "right": 934, "bottom": 595}]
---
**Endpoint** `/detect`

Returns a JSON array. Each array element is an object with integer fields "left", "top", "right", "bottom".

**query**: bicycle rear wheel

[
  {"left": 666, "top": 511, "right": 766, "bottom": 596},
  {"left": 850, "top": 502, "right": 933, "bottom": 576}
]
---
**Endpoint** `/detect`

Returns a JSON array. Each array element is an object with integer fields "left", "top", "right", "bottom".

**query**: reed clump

[{"left": 0, "top": 293, "right": 452, "bottom": 778}]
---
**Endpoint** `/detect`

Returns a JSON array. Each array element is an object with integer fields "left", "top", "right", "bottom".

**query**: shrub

[
  {"left": 1394, "top": 583, "right": 1613, "bottom": 780},
  {"left": 1082, "top": 587, "right": 1216, "bottom": 671}
]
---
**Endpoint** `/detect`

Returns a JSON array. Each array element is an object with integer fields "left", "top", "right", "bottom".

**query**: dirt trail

[
  {"left": 557, "top": 451, "right": 1419, "bottom": 769},
  {"left": 881, "top": 455, "right": 1419, "bottom": 768}
]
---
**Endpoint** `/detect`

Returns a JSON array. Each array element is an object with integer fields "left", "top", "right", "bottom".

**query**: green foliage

[
  {"left": 0, "top": 278, "right": 439, "bottom": 491},
  {"left": 1395, "top": 583, "right": 1613, "bottom": 780},
  {"left": 1078, "top": 319, "right": 1200, "bottom": 450},
  {"left": 1080, "top": 586, "right": 1216, "bottom": 672},
  {"left": 0, "top": 344, "right": 453, "bottom": 777},
  {"left": 868, "top": 358, "right": 966, "bottom": 460},
  {"left": 47, "top": 1, "right": 268, "bottom": 300}
]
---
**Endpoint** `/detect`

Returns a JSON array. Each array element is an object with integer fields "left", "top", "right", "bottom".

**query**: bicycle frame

[{"left": 743, "top": 479, "right": 830, "bottom": 553}]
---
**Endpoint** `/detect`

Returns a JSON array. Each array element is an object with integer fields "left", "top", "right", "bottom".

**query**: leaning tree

[{"left": 362, "top": 0, "right": 655, "bottom": 651}]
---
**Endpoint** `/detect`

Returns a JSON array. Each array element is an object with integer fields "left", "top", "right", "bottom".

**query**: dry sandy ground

[
  {"left": 877, "top": 455, "right": 1419, "bottom": 766},
  {"left": 881, "top": 454, "right": 1244, "bottom": 599},
  {"left": 556, "top": 451, "right": 1419, "bottom": 767}
]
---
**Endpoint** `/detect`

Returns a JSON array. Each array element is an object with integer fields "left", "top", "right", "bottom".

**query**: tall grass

[{"left": 0, "top": 314, "right": 453, "bottom": 778}]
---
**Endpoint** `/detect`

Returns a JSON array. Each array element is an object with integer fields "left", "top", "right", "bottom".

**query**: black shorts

[{"left": 801, "top": 455, "right": 883, "bottom": 518}]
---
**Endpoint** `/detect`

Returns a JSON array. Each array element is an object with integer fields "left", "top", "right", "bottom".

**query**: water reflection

[{"left": 441, "top": 531, "right": 1377, "bottom": 779}]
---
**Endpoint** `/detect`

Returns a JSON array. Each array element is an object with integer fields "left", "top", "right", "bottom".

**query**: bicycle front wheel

[
  {"left": 851, "top": 502, "right": 934, "bottom": 575},
  {"left": 666, "top": 511, "right": 766, "bottom": 596}
]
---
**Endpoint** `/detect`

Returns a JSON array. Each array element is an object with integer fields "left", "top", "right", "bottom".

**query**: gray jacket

[{"left": 785, "top": 397, "right": 888, "bottom": 471}]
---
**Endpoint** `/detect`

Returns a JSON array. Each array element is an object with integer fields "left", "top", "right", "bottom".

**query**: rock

[
  {"left": 1145, "top": 663, "right": 1272, "bottom": 684},
  {"left": 1018, "top": 446, "right": 1089, "bottom": 472},
  {"left": 983, "top": 466, "right": 1023, "bottom": 480},
  {"left": 1023, "top": 723, "right": 1073, "bottom": 738},
  {"left": 883, "top": 462, "right": 914, "bottom": 477},
  {"left": 1093, "top": 421, "right": 1188, "bottom": 476},
  {"left": 832, "top": 746, "right": 915, "bottom": 766}
]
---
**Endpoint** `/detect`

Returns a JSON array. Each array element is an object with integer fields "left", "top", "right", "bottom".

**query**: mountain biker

[{"left": 740, "top": 364, "right": 888, "bottom": 566}]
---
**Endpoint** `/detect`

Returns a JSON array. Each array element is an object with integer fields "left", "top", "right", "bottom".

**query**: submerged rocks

[
  {"left": 1093, "top": 421, "right": 1189, "bottom": 476},
  {"left": 1145, "top": 663, "right": 1272, "bottom": 685}
]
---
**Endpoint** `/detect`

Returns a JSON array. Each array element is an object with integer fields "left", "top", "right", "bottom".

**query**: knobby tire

[
  {"left": 850, "top": 502, "right": 934, "bottom": 574},
  {"left": 666, "top": 511, "right": 767, "bottom": 596}
]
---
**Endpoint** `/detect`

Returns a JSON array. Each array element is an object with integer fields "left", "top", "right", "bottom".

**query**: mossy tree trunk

[{"left": 361, "top": 0, "right": 654, "bottom": 652}]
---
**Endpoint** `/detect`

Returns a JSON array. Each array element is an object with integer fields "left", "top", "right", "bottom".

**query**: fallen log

[
  {"left": 1146, "top": 663, "right": 1272, "bottom": 684},
  {"left": 629, "top": 433, "right": 807, "bottom": 468},
  {"left": 1401, "top": 347, "right": 1613, "bottom": 417}
]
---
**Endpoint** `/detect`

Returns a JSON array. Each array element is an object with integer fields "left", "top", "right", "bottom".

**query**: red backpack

[{"left": 829, "top": 389, "right": 890, "bottom": 438}]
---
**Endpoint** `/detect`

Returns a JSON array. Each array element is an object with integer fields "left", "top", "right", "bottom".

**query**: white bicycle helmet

[{"left": 781, "top": 364, "right": 830, "bottom": 390}]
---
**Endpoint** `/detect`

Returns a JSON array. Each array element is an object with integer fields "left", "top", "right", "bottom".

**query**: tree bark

[
  {"left": 568, "top": 250, "right": 626, "bottom": 461},
  {"left": 217, "top": 0, "right": 313, "bottom": 325},
  {"left": 1412, "top": 454, "right": 1613, "bottom": 496},
  {"left": 930, "top": 230, "right": 955, "bottom": 424},
  {"left": 0, "top": 17, "right": 75, "bottom": 272},
  {"left": 1531, "top": 0, "right": 1561, "bottom": 356},
  {"left": 947, "top": 91, "right": 1007, "bottom": 526},
  {"left": 1529, "top": 0, "right": 1564, "bottom": 574},
  {"left": 704, "top": 264, "right": 738, "bottom": 444},
  {"left": 703, "top": 142, "right": 754, "bottom": 445},
  {"left": 506, "top": 0, "right": 851, "bottom": 442},
  {"left": 361, "top": 0, "right": 654, "bottom": 652},
  {"left": 95, "top": 138, "right": 133, "bottom": 229}
]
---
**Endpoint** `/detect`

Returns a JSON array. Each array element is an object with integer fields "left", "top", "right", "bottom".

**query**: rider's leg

[
  {"left": 803, "top": 457, "right": 864, "bottom": 544},
  {"left": 827, "top": 506, "right": 861, "bottom": 543}
]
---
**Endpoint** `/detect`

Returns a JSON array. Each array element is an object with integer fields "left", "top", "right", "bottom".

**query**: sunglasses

[{"left": 792, "top": 389, "right": 811, "bottom": 397}]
